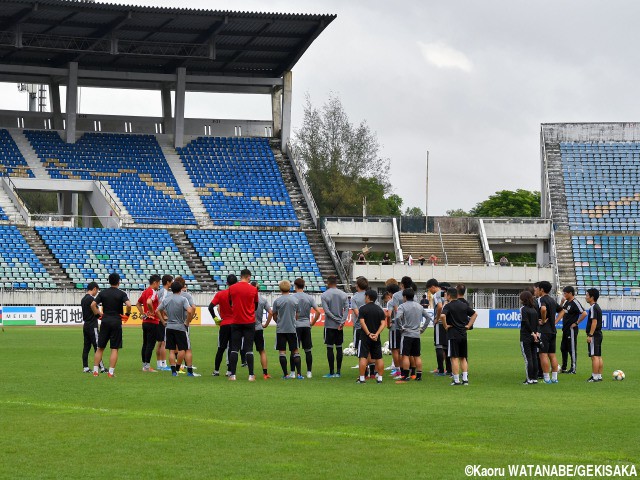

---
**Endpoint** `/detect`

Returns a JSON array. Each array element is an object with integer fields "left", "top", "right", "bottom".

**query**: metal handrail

[
  {"left": 321, "top": 226, "right": 349, "bottom": 286},
  {"left": 437, "top": 222, "right": 448, "bottom": 265},
  {"left": 286, "top": 143, "right": 319, "bottom": 228},
  {"left": 392, "top": 217, "right": 403, "bottom": 263},
  {"left": 478, "top": 218, "right": 494, "bottom": 265}
]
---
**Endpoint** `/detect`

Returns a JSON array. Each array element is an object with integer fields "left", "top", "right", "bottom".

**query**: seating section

[
  {"left": 0, "top": 225, "right": 55, "bottom": 288},
  {"left": 0, "top": 129, "right": 34, "bottom": 179},
  {"left": 36, "top": 227, "right": 198, "bottom": 290},
  {"left": 572, "top": 235, "right": 640, "bottom": 296},
  {"left": 24, "top": 131, "right": 196, "bottom": 225},
  {"left": 561, "top": 142, "right": 640, "bottom": 231},
  {"left": 178, "top": 137, "right": 298, "bottom": 226},
  {"left": 186, "top": 230, "right": 324, "bottom": 291}
]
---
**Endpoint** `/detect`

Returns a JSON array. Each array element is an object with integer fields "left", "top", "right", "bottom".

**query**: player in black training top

[
  {"left": 555, "top": 286, "right": 587, "bottom": 374},
  {"left": 585, "top": 288, "right": 604, "bottom": 382},
  {"left": 91, "top": 273, "right": 132, "bottom": 378},
  {"left": 81, "top": 282, "right": 105, "bottom": 374},
  {"left": 356, "top": 290, "right": 387, "bottom": 384},
  {"left": 441, "top": 287, "right": 477, "bottom": 386},
  {"left": 519, "top": 290, "right": 539, "bottom": 385},
  {"left": 536, "top": 280, "right": 559, "bottom": 384}
]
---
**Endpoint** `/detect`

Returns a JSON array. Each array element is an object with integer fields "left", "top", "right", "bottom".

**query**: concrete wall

[
  {"left": 352, "top": 263, "right": 554, "bottom": 288},
  {"left": 0, "top": 110, "right": 273, "bottom": 138},
  {"left": 542, "top": 122, "right": 640, "bottom": 143},
  {"left": 324, "top": 218, "right": 394, "bottom": 252}
]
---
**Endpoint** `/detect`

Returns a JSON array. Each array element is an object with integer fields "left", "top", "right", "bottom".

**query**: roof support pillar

[
  {"left": 65, "top": 62, "right": 78, "bottom": 144},
  {"left": 271, "top": 86, "right": 282, "bottom": 138},
  {"left": 173, "top": 67, "right": 186, "bottom": 149},
  {"left": 281, "top": 70, "right": 292, "bottom": 153},
  {"left": 49, "top": 80, "right": 63, "bottom": 130},
  {"left": 161, "top": 85, "right": 173, "bottom": 135}
]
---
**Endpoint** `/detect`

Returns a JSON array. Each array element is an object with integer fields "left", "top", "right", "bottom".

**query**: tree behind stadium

[{"left": 291, "top": 94, "right": 401, "bottom": 216}]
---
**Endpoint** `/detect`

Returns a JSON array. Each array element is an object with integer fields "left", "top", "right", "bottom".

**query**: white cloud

[{"left": 418, "top": 41, "right": 473, "bottom": 72}]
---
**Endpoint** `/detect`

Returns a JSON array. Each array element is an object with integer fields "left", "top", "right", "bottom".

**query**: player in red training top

[
  {"left": 209, "top": 274, "right": 237, "bottom": 377},
  {"left": 228, "top": 269, "right": 259, "bottom": 381},
  {"left": 137, "top": 274, "right": 161, "bottom": 373}
]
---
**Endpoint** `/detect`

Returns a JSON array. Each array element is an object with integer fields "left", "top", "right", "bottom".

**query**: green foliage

[
  {"left": 445, "top": 208, "right": 469, "bottom": 217},
  {"left": 470, "top": 189, "right": 541, "bottom": 217},
  {"left": 292, "top": 94, "right": 401, "bottom": 216},
  {"left": 19, "top": 190, "right": 58, "bottom": 213},
  {"left": 493, "top": 252, "right": 537, "bottom": 265},
  {"left": 404, "top": 206, "right": 424, "bottom": 217},
  {"left": 2, "top": 328, "right": 638, "bottom": 479}
]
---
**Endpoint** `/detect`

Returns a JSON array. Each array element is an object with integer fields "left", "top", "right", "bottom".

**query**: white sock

[
  {"left": 93, "top": 365, "right": 99, "bottom": 373},
  {"left": 453, "top": 374, "right": 460, "bottom": 383},
  {"left": 391, "top": 361, "right": 396, "bottom": 368},
  {"left": 376, "top": 374, "right": 382, "bottom": 381},
  {"left": 543, "top": 373, "right": 550, "bottom": 381},
  {"left": 108, "top": 367, "right": 115, "bottom": 375},
  {"left": 596, "top": 373, "right": 602, "bottom": 380},
  {"left": 592, "top": 372, "right": 598, "bottom": 379},
  {"left": 462, "top": 371, "right": 468, "bottom": 382},
  {"left": 552, "top": 371, "right": 558, "bottom": 381},
  {"left": 161, "top": 360, "right": 167, "bottom": 367},
  {"left": 359, "top": 375, "right": 365, "bottom": 381},
  {"left": 157, "top": 361, "right": 162, "bottom": 368}
]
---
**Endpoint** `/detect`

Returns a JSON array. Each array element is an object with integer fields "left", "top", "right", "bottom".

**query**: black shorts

[
  {"left": 401, "top": 336, "right": 421, "bottom": 357},
  {"left": 254, "top": 329, "right": 265, "bottom": 352},
  {"left": 97, "top": 319, "right": 122, "bottom": 349},
  {"left": 297, "top": 327, "right": 313, "bottom": 351},
  {"left": 217, "top": 324, "right": 232, "bottom": 350},
  {"left": 357, "top": 335, "right": 382, "bottom": 360},
  {"left": 447, "top": 337, "right": 468, "bottom": 358},
  {"left": 276, "top": 332, "right": 298, "bottom": 352},
  {"left": 539, "top": 333, "right": 557, "bottom": 354},
  {"left": 324, "top": 327, "right": 343, "bottom": 347},
  {"left": 155, "top": 323, "right": 166, "bottom": 343},
  {"left": 165, "top": 329, "right": 191, "bottom": 351},
  {"left": 434, "top": 323, "right": 447, "bottom": 348},
  {"left": 389, "top": 329, "right": 402, "bottom": 350},
  {"left": 588, "top": 335, "right": 603, "bottom": 357},
  {"left": 231, "top": 324, "right": 255, "bottom": 353}
]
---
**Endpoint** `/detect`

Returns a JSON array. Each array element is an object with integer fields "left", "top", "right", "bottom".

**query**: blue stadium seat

[
  {"left": 0, "top": 225, "right": 55, "bottom": 288},
  {"left": 24, "top": 131, "right": 196, "bottom": 225},
  {"left": 177, "top": 137, "right": 299, "bottom": 227},
  {"left": 186, "top": 229, "right": 324, "bottom": 291},
  {"left": 36, "top": 226, "right": 197, "bottom": 290}
]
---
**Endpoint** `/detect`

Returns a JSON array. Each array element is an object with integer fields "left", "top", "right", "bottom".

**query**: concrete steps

[
  {"left": 17, "top": 225, "right": 75, "bottom": 289},
  {"left": 303, "top": 229, "right": 337, "bottom": 281},
  {"left": 156, "top": 136, "right": 211, "bottom": 226},
  {"left": 400, "top": 233, "right": 486, "bottom": 265},
  {"left": 0, "top": 186, "right": 25, "bottom": 224},
  {"left": 169, "top": 230, "right": 217, "bottom": 291},
  {"left": 7, "top": 129, "right": 50, "bottom": 179}
]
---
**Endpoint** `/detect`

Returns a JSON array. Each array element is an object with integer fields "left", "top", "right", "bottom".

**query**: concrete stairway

[
  {"left": 400, "top": 233, "right": 486, "bottom": 265},
  {"left": 303, "top": 229, "right": 338, "bottom": 282},
  {"left": 270, "top": 143, "right": 315, "bottom": 229},
  {"left": 101, "top": 182, "right": 132, "bottom": 226},
  {"left": 156, "top": 136, "right": 211, "bottom": 226},
  {"left": 169, "top": 230, "right": 217, "bottom": 291},
  {"left": 17, "top": 225, "right": 75, "bottom": 289},
  {"left": 544, "top": 141, "right": 575, "bottom": 288},
  {"left": 0, "top": 186, "right": 25, "bottom": 224},
  {"left": 7, "top": 129, "right": 50, "bottom": 179}
]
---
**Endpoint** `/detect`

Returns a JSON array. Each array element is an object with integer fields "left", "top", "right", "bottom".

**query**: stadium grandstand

[
  {"left": 0, "top": 0, "right": 341, "bottom": 301},
  {"left": 542, "top": 122, "right": 640, "bottom": 301}
]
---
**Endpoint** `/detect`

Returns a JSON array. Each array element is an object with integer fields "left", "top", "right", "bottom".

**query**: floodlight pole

[{"left": 425, "top": 150, "right": 429, "bottom": 232}]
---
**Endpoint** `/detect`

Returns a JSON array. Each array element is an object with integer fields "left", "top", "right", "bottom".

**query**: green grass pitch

[{"left": 0, "top": 327, "right": 638, "bottom": 479}]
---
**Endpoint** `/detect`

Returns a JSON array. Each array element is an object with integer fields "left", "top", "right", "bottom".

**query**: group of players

[
  {"left": 519, "top": 281, "right": 604, "bottom": 384},
  {"left": 79, "top": 269, "right": 604, "bottom": 385}
]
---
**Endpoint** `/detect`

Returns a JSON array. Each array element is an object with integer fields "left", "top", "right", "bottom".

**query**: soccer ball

[{"left": 613, "top": 370, "right": 625, "bottom": 381}]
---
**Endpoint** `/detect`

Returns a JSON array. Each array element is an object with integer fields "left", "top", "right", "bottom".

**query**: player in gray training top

[
  {"left": 394, "top": 288, "right": 429, "bottom": 382},
  {"left": 251, "top": 281, "right": 273, "bottom": 380},
  {"left": 351, "top": 276, "right": 374, "bottom": 376},
  {"left": 388, "top": 276, "right": 413, "bottom": 378},
  {"left": 157, "top": 281, "right": 198, "bottom": 376},
  {"left": 293, "top": 278, "right": 321, "bottom": 378},
  {"left": 155, "top": 274, "right": 173, "bottom": 371},
  {"left": 267, "top": 280, "right": 303, "bottom": 379},
  {"left": 320, "top": 275, "right": 349, "bottom": 378}
]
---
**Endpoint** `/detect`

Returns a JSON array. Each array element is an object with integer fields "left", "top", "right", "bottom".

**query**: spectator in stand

[
  {"left": 500, "top": 256, "right": 509, "bottom": 267},
  {"left": 406, "top": 254, "right": 414, "bottom": 266},
  {"left": 429, "top": 254, "right": 438, "bottom": 265},
  {"left": 420, "top": 294, "right": 429, "bottom": 308},
  {"left": 357, "top": 252, "right": 366, "bottom": 265},
  {"left": 418, "top": 255, "right": 426, "bottom": 266},
  {"left": 382, "top": 252, "right": 392, "bottom": 265}
]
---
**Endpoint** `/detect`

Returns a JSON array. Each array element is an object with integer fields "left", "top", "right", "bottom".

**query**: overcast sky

[{"left": 2, "top": 1, "right": 640, "bottom": 215}]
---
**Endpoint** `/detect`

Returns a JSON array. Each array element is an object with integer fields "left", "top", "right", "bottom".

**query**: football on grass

[{"left": 613, "top": 370, "right": 625, "bottom": 381}]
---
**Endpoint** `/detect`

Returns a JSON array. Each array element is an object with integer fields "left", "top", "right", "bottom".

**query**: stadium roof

[{"left": 0, "top": 0, "right": 336, "bottom": 79}]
